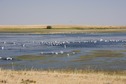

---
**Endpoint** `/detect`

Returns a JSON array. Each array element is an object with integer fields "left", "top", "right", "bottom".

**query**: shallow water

[{"left": 0, "top": 33, "right": 126, "bottom": 70}]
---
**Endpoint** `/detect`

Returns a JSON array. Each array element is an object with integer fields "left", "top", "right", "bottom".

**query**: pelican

[
  {"left": 60, "top": 51, "right": 64, "bottom": 54},
  {"left": 0, "top": 57, "right": 2, "bottom": 59},
  {"left": 67, "top": 54, "right": 70, "bottom": 57},
  {"left": 62, "top": 42, "right": 65, "bottom": 44},
  {"left": 51, "top": 52, "right": 54, "bottom": 54},
  {"left": 6, "top": 57, "right": 13, "bottom": 60},
  {"left": 40, "top": 52, "right": 44, "bottom": 54},
  {"left": 22, "top": 44, "right": 25, "bottom": 47},
  {"left": 100, "top": 39, "right": 103, "bottom": 42},
  {"left": 3, "top": 41, "right": 6, "bottom": 44},
  {"left": 1, "top": 47, "right": 4, "bottom": 50},
  {"left": 64, "top": 45, "right": 67, "bottom": 48},
  {"left": 55, "top": 52, "right": 58, "bottom": 55},
  {"left": 93, "top": 41, "right": 97, "bottom": 43},
  {"left": 72, "top": 52, "right": 75, "bottom": 54},
  {"left": 105, "top": 40, "right": 108, "bottom": 42}
]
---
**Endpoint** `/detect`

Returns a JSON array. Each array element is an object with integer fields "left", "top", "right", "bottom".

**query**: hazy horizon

[{"left": 0, "top": 0, "right": 126, "bottom": 26}]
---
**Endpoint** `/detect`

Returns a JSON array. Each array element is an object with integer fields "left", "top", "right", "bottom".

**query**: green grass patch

[
  {"left": 76, "top": 50, "right": 124, "bottom": 61},
  {"left": 16, "top": 55, "right": 45, "bottom": 60},
  {"left": 89, "top": 50, "right": 123, "bottom": 57},
  {"left": 72, "top": 50, "right": 81, "bottom": 53}
]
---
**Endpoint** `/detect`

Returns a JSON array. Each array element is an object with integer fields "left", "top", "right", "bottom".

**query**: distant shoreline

[
  {"left": 0, "top": 25, "right": 126, "bottom": 34},
  {"left": 0, "top": 25, "right": 126, "bottom": 28}
]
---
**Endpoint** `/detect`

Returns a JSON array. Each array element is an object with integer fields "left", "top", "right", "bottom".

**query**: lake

[{"left": 0, "top": 33, "right": 126, "bottom": 70}]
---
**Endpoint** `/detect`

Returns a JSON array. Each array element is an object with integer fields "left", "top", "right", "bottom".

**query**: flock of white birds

[{"left": 0, "top": 38, "right": 126, "bottom": 61}]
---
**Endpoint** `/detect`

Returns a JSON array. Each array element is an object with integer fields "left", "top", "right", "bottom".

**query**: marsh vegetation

[{"left": 77, "top": 50, "right": 124, "bottom": 61}]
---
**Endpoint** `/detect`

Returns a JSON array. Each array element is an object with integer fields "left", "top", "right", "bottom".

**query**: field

[
  {"left": 0, "top": 25, "right": 126, "bottom": 34},
  {"left": 0, "top": 69, "right": 126, "bottom": 84}
]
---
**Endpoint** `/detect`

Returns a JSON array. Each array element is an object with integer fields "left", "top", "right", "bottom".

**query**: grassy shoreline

[
  {"left": 0, "top": 69, "right": 126, "bottom": 84},
  {"left": 0, "top": 25, "right": 126, "bottom": 34}
]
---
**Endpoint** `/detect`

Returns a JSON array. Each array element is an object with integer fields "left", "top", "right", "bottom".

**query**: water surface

[{"left": 0, "top": 33, "right": 126, "bottom": 70}]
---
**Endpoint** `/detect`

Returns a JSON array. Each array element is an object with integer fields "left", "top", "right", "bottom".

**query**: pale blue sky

[{"left": 0, "top": 0, "right": 126, "bottom": 26}]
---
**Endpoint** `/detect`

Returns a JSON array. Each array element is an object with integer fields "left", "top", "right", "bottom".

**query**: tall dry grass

[{"left": 0, "top": 69, "right": 126, "bottom": 84}]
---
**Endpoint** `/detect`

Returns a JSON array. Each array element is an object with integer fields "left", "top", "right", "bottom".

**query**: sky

[{"left": 0, "top": 0, "right": 126, "bottom": 26}]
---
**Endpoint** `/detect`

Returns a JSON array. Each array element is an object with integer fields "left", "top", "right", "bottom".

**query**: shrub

[{"left": 46, "top": 26, "right": 52, "bottom": 29}]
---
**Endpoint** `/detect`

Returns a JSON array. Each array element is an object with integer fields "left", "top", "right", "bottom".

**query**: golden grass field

[
  {"left": 0, "top": 69, "right": 126, "bottom": 84},
  {"left": 0, "top": 25, "right": 126, "bottom": 34}
]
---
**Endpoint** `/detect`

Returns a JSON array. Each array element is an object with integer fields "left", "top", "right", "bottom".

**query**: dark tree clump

[{"left": 47, "top": 26, "right": 52, "bottom": 29}]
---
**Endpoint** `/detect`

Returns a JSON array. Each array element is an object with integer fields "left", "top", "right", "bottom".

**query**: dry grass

[
  {"left": 0, "top": 25, "right": 47, "bottom": 29},
  {"left": 0, "top": 25, "right": 126, "bottom": 29},
  {"left": 0, "top": 25, "right": 126, "bottom": 34},
  {"left": 0, "top": 69, "right": 126, "bottom": 84}
]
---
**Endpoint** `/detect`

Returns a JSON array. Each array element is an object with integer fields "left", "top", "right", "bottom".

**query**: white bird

[
  {"left": 40, "top": 52, "right": 44, "bottom": 54},
  {"left": 72, "top": 52, "right": 75, "bottom": 54},
  {"left": 105, "top": 40, "right": 108, "bottom": 42},
  {"left": 60, "top": 51, "right": 64, "bottom": 54},
  {"left": 100, "top": 39, "right": 103, "bottom": 42},
  {"left": 3, "top": 41, "right": 6, "bottom": 44},
  {"left": 1, "top": 47, "right": 4, "bottom": 50},
  {"left": 64, "top": 45, "right": 67, "bottom": 48},
  {"left": 67, "top": 54, "right": 70, "bottom": 57},
  {"left": 22, "top": 44, "right": 25, "bottom": 47},
  {"left": 93, "top": 41, "right": 97, "bottom": 43},
  {"left": 51, "top": 52, "right": 54, "bottom": 54},
  {"left": 0, "top": 57, "right": 2, "bottom": 59},
  {"left": 55, "top": 52, "right": 58, "bottom": 55},
  {"left": 6, "top": 57, "right": 13, "bottom": 60}
]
